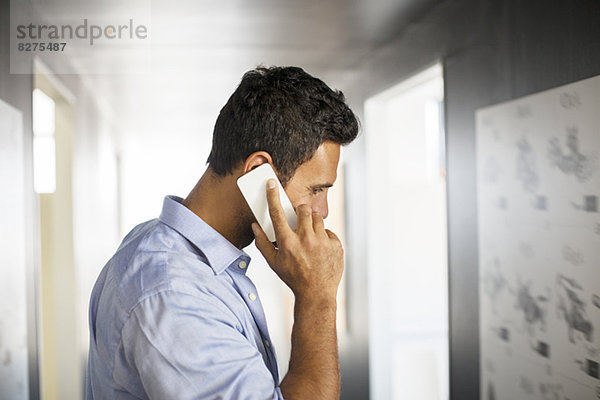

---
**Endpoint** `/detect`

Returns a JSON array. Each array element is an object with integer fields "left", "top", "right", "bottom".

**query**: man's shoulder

[
  {"left": 87, "top": 219, "right": 245, "bottom": 392},
  {"left": 107, "top": 219, "right": 217, "bottom": 312}
]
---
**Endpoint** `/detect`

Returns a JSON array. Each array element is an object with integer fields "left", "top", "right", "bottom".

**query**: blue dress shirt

[{"left": 86, "top": 196, "right": 283, "bottom": 400}]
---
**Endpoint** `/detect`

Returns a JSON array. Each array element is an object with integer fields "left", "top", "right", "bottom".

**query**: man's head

[
  {"left": 206, "top": 66, "right": 359, "bottom": 187},
  {"left": 190, "top": 66, "right": 358, "bottom": 247}
]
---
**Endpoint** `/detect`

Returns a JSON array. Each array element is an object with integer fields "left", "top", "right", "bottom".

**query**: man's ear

[{"left": 242, "top": 151, "right": 274, "bottom": 174}]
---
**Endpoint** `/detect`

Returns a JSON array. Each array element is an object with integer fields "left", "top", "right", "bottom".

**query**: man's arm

[
  {"left": 116, "top": 290, "right": 284, "bottom": 400},
  {"left": 253, "top": 179, "right": 344, "bottom": 400}
]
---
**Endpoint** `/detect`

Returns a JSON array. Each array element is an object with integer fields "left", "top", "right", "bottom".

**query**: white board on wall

[
  {"left": 477, "top": 75, "right": 600, "bottom": 400},
  {"left": 0, "top": 99, "right": 29, "bottom": 400}
]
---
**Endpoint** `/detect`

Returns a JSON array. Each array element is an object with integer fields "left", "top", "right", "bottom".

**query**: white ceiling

[{"left": 32, "top": 0, "right": 440, "bottom": 145}]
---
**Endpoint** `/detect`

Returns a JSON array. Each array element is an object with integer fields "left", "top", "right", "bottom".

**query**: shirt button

[
  {"left": 264, "top": 340, "right": 270, "bottom": 348},
  {"left": 248, "top": 293, "right": 257, "bottom": 301},
  {"left": 238, "top": 260, "right": 247, "bottom": 269}
]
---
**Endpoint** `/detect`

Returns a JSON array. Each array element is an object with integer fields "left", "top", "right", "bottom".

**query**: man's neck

[{"left": 182, "top": 168, "right": 253, "bottom": 249}]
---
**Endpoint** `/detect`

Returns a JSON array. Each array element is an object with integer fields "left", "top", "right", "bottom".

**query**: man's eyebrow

[{"left": 309, "top": 183, "right": 334, "bottom": 190}]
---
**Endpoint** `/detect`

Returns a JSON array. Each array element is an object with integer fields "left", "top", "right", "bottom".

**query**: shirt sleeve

[{"left": 113, "top": 289, "right": 285, "bottom": 400}]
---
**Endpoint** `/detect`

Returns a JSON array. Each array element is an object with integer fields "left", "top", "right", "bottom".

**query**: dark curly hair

[{"left": 206, "top": 66, "right": 359, "bottom": 185}]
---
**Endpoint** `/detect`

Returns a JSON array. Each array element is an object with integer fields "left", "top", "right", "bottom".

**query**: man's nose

[{"left": 312, "top": 201, "right": 328, "bottom": 220}]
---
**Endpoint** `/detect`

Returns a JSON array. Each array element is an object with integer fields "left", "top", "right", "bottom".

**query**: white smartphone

[{"left": 237, "top": 163, "right": 297, "bottom": 242}]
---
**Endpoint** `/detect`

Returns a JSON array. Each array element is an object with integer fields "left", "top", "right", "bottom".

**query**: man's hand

[
  {"left": 252, "top": 179, "right": 344, "bottom": 303},
  {"left": 252, "top": 178, "right": 343, "bottom": 400}
]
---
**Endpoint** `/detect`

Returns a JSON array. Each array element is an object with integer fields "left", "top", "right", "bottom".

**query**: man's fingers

[
  {"left": 266, "top": 179, "right": 293, "bottom": 238},
  {"left": 312, "top": 211, "right": 325, "bottom": 234},
  {"left": 325, "top": 228, "right": 340, "bottom": 243},
  {"left": 252, "top": 223, "right": 277, "bottom": 266},
  {"left": 296, "top": 204, "right": 314, "bottom": 235}
]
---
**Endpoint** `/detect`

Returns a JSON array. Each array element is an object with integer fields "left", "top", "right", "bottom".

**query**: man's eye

[{"left": 312, "top": 188, "right": 325, "bottom": 194}]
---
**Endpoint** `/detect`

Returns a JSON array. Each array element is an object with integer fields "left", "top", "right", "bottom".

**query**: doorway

[
  {"left": 365, "top": 63, "right": 448, "bottom": 400},
  {"left": 33, "top": 63, "right": 81, "bottom": 400}
]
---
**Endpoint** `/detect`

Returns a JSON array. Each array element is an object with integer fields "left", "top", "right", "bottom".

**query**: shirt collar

[{"left": 158, "top": 195, "right": 251, "bottom": 275}]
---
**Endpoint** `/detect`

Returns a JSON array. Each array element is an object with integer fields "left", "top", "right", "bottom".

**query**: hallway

[{"left": 1, "top": 1, "right": 599, "bottom": 399}]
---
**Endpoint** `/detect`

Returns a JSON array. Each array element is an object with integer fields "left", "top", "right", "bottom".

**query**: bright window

[{"left": 33, "top": 88, "right": 56, "bottom": 194}]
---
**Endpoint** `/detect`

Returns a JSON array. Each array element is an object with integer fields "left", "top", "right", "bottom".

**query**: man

[{"left": 86, "top": 66, "right": 359, "bottom": 399}]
